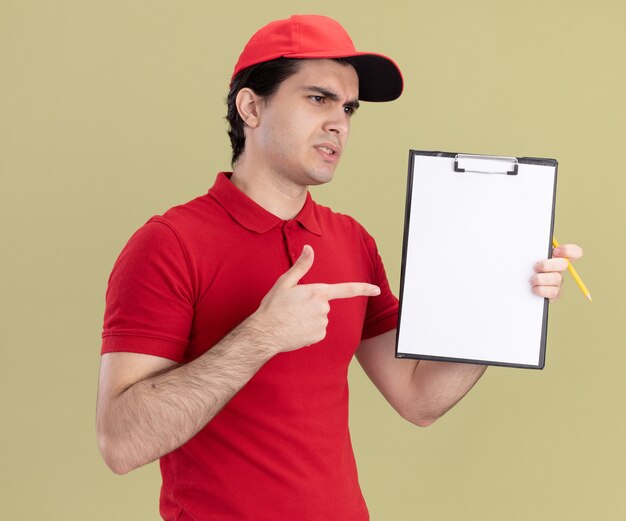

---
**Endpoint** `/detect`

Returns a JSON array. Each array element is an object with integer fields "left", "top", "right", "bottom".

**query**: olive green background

[{"left": 1, "top": 0, "right": 624, "bottom": 519}]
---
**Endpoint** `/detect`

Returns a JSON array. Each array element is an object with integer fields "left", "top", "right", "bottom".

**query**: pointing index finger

[{"left": 324, "top": 283, "right": 381, "bottom": 301}]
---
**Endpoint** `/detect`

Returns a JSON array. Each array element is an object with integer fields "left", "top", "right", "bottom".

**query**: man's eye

[
  {"left": 310, "top": 95, "right": 325, "bottom": 103},
  {"left": 344, "top": 106, "right": 355, "bottom": 116}
]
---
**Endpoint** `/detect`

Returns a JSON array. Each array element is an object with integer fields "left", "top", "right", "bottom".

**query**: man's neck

[{"left": 230, "top": 162, "right": 308, "bottom": 221}]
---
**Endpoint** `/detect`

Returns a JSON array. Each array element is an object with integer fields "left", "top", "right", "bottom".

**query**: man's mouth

[{"left": 317, "top": 146, "right": 336, "bottom": 155}]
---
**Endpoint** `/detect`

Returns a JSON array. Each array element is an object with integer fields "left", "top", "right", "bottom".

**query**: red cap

[{"left": 231, "top": 15, "right": 403, "bottom": 102}]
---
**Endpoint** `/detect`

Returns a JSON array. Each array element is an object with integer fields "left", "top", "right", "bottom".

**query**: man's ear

[{"left": 235, "top": 88, "right": 262, "bottom": 128}]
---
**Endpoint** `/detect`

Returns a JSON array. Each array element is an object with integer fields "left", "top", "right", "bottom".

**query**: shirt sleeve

[
  {"left": 359, "top": 226, "right": 399, "bottom": 340},
  {"left": 101, "top": 218, "right": 194, "bottom": 362}
]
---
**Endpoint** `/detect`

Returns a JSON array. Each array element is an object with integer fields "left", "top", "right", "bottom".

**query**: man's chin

[{"left": 305, "top": 168, "right": 336, "bottom": 186}]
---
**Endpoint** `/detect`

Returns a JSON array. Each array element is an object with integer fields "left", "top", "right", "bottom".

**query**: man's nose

[{"left": 323, "top": 109, "right": 350, "bottom": 135}]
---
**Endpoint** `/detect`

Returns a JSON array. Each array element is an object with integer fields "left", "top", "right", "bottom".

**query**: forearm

[
  {"left": 98, "top": 317, "right": 273, "bottom": 474},
  {"left": 402, "top": 361, "right": 487, "bottom": 426}
]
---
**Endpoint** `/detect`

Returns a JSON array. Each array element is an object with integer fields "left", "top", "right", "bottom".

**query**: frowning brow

[{"left": 301, "top": 85, "right": 360, "bottom": 112}]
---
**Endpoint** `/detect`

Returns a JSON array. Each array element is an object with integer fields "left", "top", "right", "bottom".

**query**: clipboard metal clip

[{"left": 454, "top": 154, "right": 519, "bottom": 175}]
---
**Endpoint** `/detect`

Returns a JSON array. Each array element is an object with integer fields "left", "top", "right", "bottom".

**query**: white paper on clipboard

[{"left": 395, "top": 151, "right": 557, "bottom": 369}]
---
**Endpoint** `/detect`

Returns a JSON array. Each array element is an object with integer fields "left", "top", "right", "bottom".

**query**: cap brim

[{"left": 284, "top": 51, "right": 403, "bottom": 102}]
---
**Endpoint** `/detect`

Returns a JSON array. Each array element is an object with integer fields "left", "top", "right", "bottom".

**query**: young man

[{"left": 97, "top": 15, "right": 582, "bottom": 520}]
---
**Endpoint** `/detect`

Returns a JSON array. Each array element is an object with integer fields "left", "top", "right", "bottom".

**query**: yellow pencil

[{"left": 552, "top": 238, "right": 592, "bottom": 302}]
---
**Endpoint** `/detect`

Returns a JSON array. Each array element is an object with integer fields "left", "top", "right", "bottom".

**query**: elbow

[
  {"left": 105, "top": 457, "right": 134, "bottom": 476},
  {"left": 412, "top": 415, "right": 438, "bottom": 428},
  {"left": 97, "top": 432, "right": 135, "bottom": 475},
  {"left": 107, "top": 460, "right": 132, "bottom": 476},
  {"left": 398, "top": 405, "right": 441, "bottom": 428}
]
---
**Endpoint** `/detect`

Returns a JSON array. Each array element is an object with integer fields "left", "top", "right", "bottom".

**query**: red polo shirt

[{"left": 102, "top": 172, "right": 399, "bottom": 520}]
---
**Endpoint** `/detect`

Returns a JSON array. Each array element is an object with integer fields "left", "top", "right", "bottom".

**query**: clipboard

[{"left": 395, "top": 150, "right": 558, "bottom": 369}]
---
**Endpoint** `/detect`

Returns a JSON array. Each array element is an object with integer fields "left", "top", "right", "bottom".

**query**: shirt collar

[{"left": 208, "top": 172, "right": 322, "bottom": 236}]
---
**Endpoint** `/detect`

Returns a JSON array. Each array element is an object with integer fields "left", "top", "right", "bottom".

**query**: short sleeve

[
  {"left": 101, "top": 219, "right": 195, "bottom": 362},
  {"left": 359, "top": 227, "right": 399, "bottom": 340}
]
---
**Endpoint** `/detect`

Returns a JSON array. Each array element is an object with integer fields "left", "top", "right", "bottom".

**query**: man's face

[{"left": 251, "top": 59, "right": 359, "bottom": 188}]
